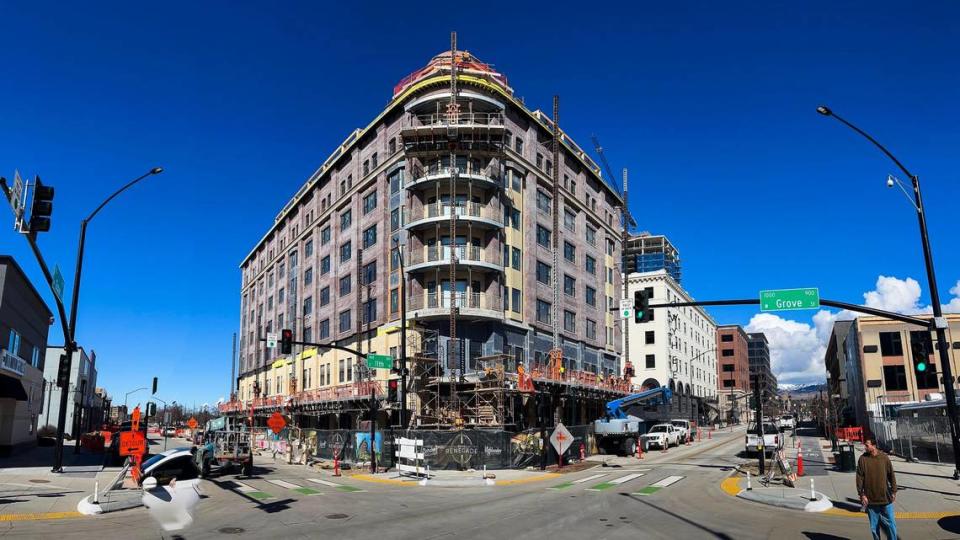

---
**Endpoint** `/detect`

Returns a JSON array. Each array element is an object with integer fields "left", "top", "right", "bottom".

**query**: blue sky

[{"left": 1, "top": 1, "right": 958, "bottom": 400}]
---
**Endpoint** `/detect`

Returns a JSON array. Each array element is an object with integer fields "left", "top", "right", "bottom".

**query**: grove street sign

[
  {"left": 760, "top": 288, "right": 820, "bottom": 312},
  {"left": 366, "top": 354, "right": 392, "bottom": 370},
  {"left": 549, "top": 422, "right": 573, "bottom": 456}
]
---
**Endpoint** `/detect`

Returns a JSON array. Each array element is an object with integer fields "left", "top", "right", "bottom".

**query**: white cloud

[{"left": 743, "top": 275, "right": 959, "bottom": 387}]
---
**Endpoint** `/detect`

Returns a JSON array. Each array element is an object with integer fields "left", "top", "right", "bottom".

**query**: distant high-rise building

[
  {"left": 623, "top": 233, "right": 681, "bottom": 283},
  {"left": 747, "top": 333, "right": 777, "bottom": 399}
]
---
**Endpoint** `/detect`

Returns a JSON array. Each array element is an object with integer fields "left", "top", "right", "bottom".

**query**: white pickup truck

[{"left": 745, "top": 422, "right": 781, "bottom": 457}]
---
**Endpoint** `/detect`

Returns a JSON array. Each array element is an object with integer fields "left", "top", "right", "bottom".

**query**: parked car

[
  {"left": 745, "top": 422, "right": 781, "bottom": 457},
  {"left": 670, "top": 419, "right": 692, "bottom": 441},
  {"left": 640, "top": 423, "right": 681, "bottom": 449},
  {"left": 777, "top": 415, "right": 795, "bottom": 430},
  {"left": 164, "top": 426, "right": 177, "bottom": 438},
  {"left": 139, "top": 448, "right": 201, "bottom": 487}
]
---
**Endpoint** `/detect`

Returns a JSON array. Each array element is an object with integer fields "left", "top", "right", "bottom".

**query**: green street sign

[
  {"left": 760, "top": 288, "right": 820, "bottom": 312},
  {"left": 52, "top": 265, "right": 65, "bottom": 302},
  {"left": 366, "top": 354, "right": 393, "bottom": 370}
]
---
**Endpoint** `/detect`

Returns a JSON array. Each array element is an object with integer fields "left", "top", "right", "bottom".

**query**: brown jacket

[{"left": 856, "top": 451, "right": 897, "bottom": 505}]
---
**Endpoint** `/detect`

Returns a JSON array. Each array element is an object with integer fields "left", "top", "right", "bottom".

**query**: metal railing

[
  {"left": 408, "top": 112, "right": 504, "bottom": 128},
  {"left": 407, "top": 245, "right": 500, "bottom": 267},
  {"left": 407, "top": 292, "right": 500, "bottom": 312},
  {"left": 408, "top": 163, "right": 501, "bottom": 186},
  {"left": 218, "top": 381, "right": 384, "bottom": 413},
  {"left": 407, "top": 202, "right": 504, "bottom": 225},
  {"left": 870, "top": 415, "right": 956, "bottom": 465},
  {"left": 0, "top": 349, "right": 26, "bottom": 376}
]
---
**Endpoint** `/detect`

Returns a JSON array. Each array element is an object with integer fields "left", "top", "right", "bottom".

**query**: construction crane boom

[{"left": 591, "top": 136, "right": 636, "bottom": 229}]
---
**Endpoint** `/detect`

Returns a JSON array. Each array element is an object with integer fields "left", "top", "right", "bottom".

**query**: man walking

[{"left": 856, "top": 438, "right": 898, "bottom": 540}]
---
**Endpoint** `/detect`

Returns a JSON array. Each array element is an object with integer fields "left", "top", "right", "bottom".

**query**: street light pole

[
  {"left": 393, "top": 242, "right": 408, "bottom": 430},
  {"left": 817, "top": 106, "right": 960, "bottom": 479}
]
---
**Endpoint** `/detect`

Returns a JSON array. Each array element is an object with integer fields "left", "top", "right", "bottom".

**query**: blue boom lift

[{"left": 594, "top": 386, "right": 673, "bottom": 455}]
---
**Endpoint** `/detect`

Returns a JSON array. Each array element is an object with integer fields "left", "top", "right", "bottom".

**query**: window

[
  {"left": 362, "top": 261, "right": 377, "bottom": 285},
  {"left": 536, "top": 191, "right": 551, "bottom": 214},
  {"left": 363, "top": 191, "right": 377, "bottom": 214},
  {"left": 721, "top": 334, "right": 734, "bottom": 342},
  {"left": 302, "top": 296, "right": 313, "bottom": 316},
  {"left": 879, "top": 332, "right": 903, "bottom": 356},
  {"left": 363, "top": 160, "right": 370, "bottom": 176},
  {"left": 563, "top": 241, "right": 575, "bottom": 263},
  {"left": 646, "top": 354, "right": 655, "bottom": 369},
  {"left": 302, "top": 367, "right": 312, "bottom": 389},
  {"left": 389, "top": 169, "right": 402, "bottom": 194},
  {"left": 304, "top": 267, "right": 313, "bottom": 286},
  {"left": 585, "top": 286, "right": 597, "bottom": 307},
  {"left": 339, "top": 310, "right": 352, "bottom": 333},
  {"left": 321, "top": 226, "right": 331, "bottom": 245},
  {"left": 586, "top": 319, "right": 597, "bottom": 339},
  {"left": 536, "top": 153, "right": 544, "bottom": 169},
  {"left": 563, "top": 310, "right": 576, "bottom": 332},
  {"left": 340, "top": 275, "right": 352, "bottom": 296},
  {"left": 512, "top": 288, "right": 521, "bottom": 313},
  {"left": 6, "top": 329, "right": 20, "bottom": 356},
  {"left": 585, "top": 255, "right": 596, "bottom": 275},
  {"left": 722, "top": 364, "right": 735, "bottom": 372},
  {"left": 536, "top": 261, "right": 551, "bottom": 284},
  {"left": 340, "top": 241, "right": 352, "bottom": 263},
  {"left": 536, "top": 225, "right": 551, "bottom": 247},
  {"left": 564, "top": 209, "right": 576, "bottom": 231},
  {"left": 267, "top": 295, "right": 273, "bottom": 310},
  {"left": 546, "top": 160, "right": 552, "bottom": 175},
  {"left": 363, "top": 224, "right": 377, "bottom": 248},
  {"left": 536, "top": 299, "right": 551, "bottom": 323},
  {"left": 515, "top": 136, "right": 523, "bottom": 155},
  {"left": 363, "top": 299, "right": 377, "bottom": 324},
  {"left": 390, "top": 208, "right": 400, "bottom": 232},
  {"left": 882, "top": 365, "right": 908, "bottom": 391},
  {"left": 389, "top": 138, "right": 396, "bottom": 154},
  {"left": 340, "top": 209, "right": 352, "bottom": 231},
  {"left": 723, "top": 379, "right": 735, "bottom": 388},
  {"left": 510, "top": 208, "right": 520, "bottom": 229},
  {"left": 722, "top": 349, "right": 735, "bottom": 357},
  {"left": 563, "top": 275, "right": 575, "bottom": 296},
  {"left": 320, "top": 286, "right": 330, "bottom": 306},
  {"left": 267, "top": 272, "right": 274, "bottom": 288},
  {"left": 319, "top": 319, "right": 330, "bottom": 339},
  {"left": 645, "top": 331, "right": 655, "bottom": 344},
  {"left": 606, "top": 238, "right": 615, "bottom": 256},
  {"left": 511, "top": 170, "right": 522, "bottom": 192},
  {"left": 303, "top": 325, "right": 313, "bottom": 343},
  {"left": 320, "top": 255, "right": 331, "bottom": 275},
  {"left": 305, "top": 240, "right": 314, "bottom": 257},
  {"left": 390, "top": 289, "right": 399, "bottom": 313},
  {"left": 511, "top": 248, "right": 521, "bottom": 271}
]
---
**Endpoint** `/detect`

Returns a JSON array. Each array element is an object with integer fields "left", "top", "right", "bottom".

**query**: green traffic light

[{"left": 917, "top": 362, "right": 927, "bottom": 372}]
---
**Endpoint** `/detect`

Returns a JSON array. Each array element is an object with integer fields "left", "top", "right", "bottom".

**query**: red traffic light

[
  {"left": 388, "top": 379, "right": 398, "bottom": 390},
  {"left": 280, "top": 328, "right": 293, "bottom": 354}
]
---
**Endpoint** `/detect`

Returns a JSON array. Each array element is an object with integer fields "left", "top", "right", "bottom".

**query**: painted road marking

[
  {"left": 587, "top": 473, "right": 644, "bottom": 491},
  {"left": 232, "top": 480, "right": 271, "bottom": 499},
  {"left": 547, "top": 481, "right": 574, "bottom": 490},
  {"left": 308, "top": 479, "right": 341, "bottom": 487},
  {"left": 574, "top": 474, "right": 608, "bottom": 484},
  {"left": 651, "top": 475, "right": 684, "bottom": 488},
  {"left": 307, "top": 478, "right": 365, "bottom": 492},
  {"left": 293, "top": 487, "right": 322, "bottom": 495},
  {"left": 232, "top": 481, "right": 257, "bottom": 492},
  {"left": 267, "top": 479, "right": 302, "bottom": 489}
]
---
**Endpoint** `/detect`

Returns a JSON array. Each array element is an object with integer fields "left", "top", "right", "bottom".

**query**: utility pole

[{"left": 753, "top": 373, "right": 765, "bottom": 476}]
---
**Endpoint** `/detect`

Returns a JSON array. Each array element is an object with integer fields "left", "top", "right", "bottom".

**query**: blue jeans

[{"left": 866, "top": 503, "right": 897, "bottom": 540}]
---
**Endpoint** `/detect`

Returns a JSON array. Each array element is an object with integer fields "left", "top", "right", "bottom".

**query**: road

[{"left": 3, "top": 428, "right": 958, "bottom": 539}]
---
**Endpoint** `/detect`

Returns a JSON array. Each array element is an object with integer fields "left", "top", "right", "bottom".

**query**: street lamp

[
  {"left": 123, "top": 387, "right": 149, "bottom": 415},
  {"left": 52, "top": 167, "right": 164, "bottom": 473},
  {"left": 817, "top": 105, "right": 960, "bottom": 479}
]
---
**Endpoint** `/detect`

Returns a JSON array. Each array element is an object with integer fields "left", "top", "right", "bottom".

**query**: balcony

[
  {"left": 406, "top": 163, "right": 501, "bottom": 191},
  {"left": 402, "top": 111, "right": 505, "bottom": 132},
  {"left": 0, "top": 349, "right": 26, "bottom": 377},
  {"left": 407, "top": 292, "right": 502, "bottom": 321},
  {"left": 406, "top": 245, "right": 504, "bottom": 274},
  {"left": 405, "top": 202, "right": 503, "bottom": 231}
]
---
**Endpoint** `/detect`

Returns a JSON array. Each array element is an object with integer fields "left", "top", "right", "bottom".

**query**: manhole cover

[
  {"left": 325, "top": 513, "right": 349, "bottom": 520},
  {"left": 218, "top": 527, "right": 245, "bottom": 534},
  {"left": 28, "top": 479, "right": 50, "bottom": 484}
]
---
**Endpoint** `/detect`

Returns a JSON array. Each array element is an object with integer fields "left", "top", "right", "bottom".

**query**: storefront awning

[{"left": 0, "top": 374, "right": 28, "bottom": 401}]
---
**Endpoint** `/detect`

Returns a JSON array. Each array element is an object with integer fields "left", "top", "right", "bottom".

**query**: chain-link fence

[{"left": 870, "top": 416, "right": 954, "bottom": 464}]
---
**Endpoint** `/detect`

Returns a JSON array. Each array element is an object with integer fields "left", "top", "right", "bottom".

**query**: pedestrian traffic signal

[
  {"left": 56, "top": 354, "right": 70, "bottom": 388},
  {"left": 147, "top": 402, "right": 156, "bottom": 417},
  {"left": 29, "top": 177, "right": 54, "bottom": 233},
  {"left": 911, "top": 338, "right": 928, "bottom": 373},
  {"left": 634, "top": 290, "right": 652, "bottom": 323},
  {"left": 280, "top": 328, "right": 293, "bottom": 354},
  {"left": 388, "top": 379, "right": 399, "bottom": 402}
]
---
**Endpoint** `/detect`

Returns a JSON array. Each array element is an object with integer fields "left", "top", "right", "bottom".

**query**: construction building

[
  {"left": 716, "top": 324, "right": 751, "bottom": 424},
  {"left": 622, "top": 233, "right": 681, "bottom": 283},
  {"left": 223, "top": 40, "right": 629, "bottom": 432}
]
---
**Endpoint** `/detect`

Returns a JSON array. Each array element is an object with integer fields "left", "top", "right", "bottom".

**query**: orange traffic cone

[
  {"left": 797, "top": 450, "right": 805, "bottom": 477},
  {"left": 636, "top": 439, "right": 644, "bottom": 460},
  {"left": 697, "top": 428, "right": 702, "bottom": 442}
]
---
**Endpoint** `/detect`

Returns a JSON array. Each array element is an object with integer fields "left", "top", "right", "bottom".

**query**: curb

[{"left": 0, "top": 511, "right": 85, "bottom": 522}]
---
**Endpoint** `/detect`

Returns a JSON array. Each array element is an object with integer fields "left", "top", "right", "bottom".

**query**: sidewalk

[{"left": 725, "top": 427, "right": 960, "bottom": 518}]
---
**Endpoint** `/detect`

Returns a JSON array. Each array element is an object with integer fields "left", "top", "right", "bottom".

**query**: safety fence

[
  {"left": 869, "top": 416, "right": 956, "bottom": 464},
  {"left": 251, "top": 425, "right": 597, "bottom": 470}
]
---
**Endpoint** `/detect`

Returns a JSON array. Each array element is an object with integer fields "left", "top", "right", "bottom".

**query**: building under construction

[{"left": 223, "top": 37, "right": 633, "bottom": 434}]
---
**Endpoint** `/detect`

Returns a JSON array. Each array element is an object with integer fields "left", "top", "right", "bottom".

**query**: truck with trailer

[
  {"left": 193, "top": 416, "right": 252, "bottom": 477},
  {"left": 594, "top": 386, "right": 674, "bottom": 456}
]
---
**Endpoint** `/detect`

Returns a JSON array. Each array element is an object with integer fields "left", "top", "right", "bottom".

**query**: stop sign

[{"left": 267, "top": 412, "right": 286, "bottom": 434}]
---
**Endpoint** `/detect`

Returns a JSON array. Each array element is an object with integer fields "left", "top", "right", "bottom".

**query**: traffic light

[
  {"left": 388, "top": 379, "right": 399, "bottom": 402},
  {"left": 56, "top": 354, "right": 70, "bottom": 388},
  {"left": 911, "top": 338, "right": 928, "bottom": 373},
  {"left": 152, "top": 376, "right": 158, "bottom": 394},
  {"left": 634, "top": 290, "right": 652, "bottom": 323},
  {"left": 281, "top": 328, "right": 293, "bottom": 354},
  {"left": 392, "top": 358, "right": 401, "bottom": 374},
  {"left": 147, "top": 402, "right": 156, "bottom": 416},
  {"left": 29, "top": 177, "right": 54, "bottom": 233}
]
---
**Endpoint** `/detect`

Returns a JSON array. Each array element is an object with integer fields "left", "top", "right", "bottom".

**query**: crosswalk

[
  {"left": 225, "top": 477, "right": 365, "bottom": 500},
  {"left": 549, "top": 471, "right": 684, "bottom": 496}
]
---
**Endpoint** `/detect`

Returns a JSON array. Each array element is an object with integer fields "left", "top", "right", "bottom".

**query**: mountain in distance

[{"left": 778, "top": 383, "right": 825, "bottom": 397}]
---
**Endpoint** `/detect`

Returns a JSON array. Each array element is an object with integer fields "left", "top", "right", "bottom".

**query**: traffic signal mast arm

[
  {"left": 647, "top": 298, "right": 931, "bottom": 328},
  {"left": 261, "top": 337, "right": 364, "bottom": 358}
]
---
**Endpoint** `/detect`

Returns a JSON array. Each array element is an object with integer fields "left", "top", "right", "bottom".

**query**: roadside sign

[
  {"left": 550, "top": 422, "right": 573, "bottom": 456},
  {"left": 759, "top": 288, "right": 820, "bottom": 312},
  {"left": 619, "top": 298, "right": 632, "bottom": 319},
  {"left": 131, "top": 406, "right": 141, "bottom": 431},
  {"left": 266, "top": 332, "right": 278, "bottom": 349},
  {"left": 187, "top": 417, "right": 198, "bottom": 430},
  {"left": 366, "top": 354, "right": 393, "bottom": 370},
  {"left": 267, "top": 411, "right": 286, "bottom": 434},
  {"left": 119, "top": 430, "right": 146, "bottom": 457},
  {"left": 52, "top": 265, "right": 64, "bottom": 302},
  {"left": 7, "top": 171, "right": 24, "bottom": 216}
]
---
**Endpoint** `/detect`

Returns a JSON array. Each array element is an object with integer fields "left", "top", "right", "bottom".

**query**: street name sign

[
  {"left": 366, "top": 354, "right": 392, "bottom": 370},
  {"left": 760, "top": 288, "right": 820, "bottom": 312},
  {"left": 619, "top": 298, "right": 632, "bottom": 319},
  {"left": 52, "top": 265, "right": 64, "bottom": 302},
  {"left": 266, "top": 332, "right": 278, "bottom": 349},
  {"left": 549, "top": 422, "right": 573, "bottom": 456}
]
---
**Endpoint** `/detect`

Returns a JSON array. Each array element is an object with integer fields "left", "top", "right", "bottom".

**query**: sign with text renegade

[{"left": 760, "top": 288, "right": 820, "bottom": 312}]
